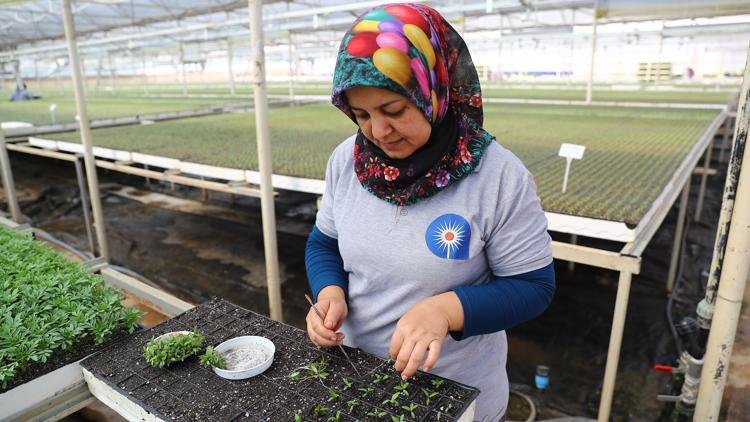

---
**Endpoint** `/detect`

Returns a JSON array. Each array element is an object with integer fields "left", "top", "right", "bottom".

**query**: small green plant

[
  {"left": 382, "top": 392, "right": 401, "bottom": 408},
  {"left": 431, "top": 378, "right": 445, "bottom": 389},
  {"left": 327, "top": 411, "right": 343, "bottom": 422},
  {"left": 390, "top": 415, "right": 406, "bottom": 422},
  {"left": 314, "top": 403, "right": 329, "bottom": 416},
  {"left": 199, "top": 346, "right": 226, "bottom": 370},
  {"left": 421, "top": 388, "right": 439, "bottom": 405},
  {"left": 373, "top": 373, "right": 390, "bottom": 384},
  {"left": 326, "top": 387, "right": 340, "bottom": 402},
  {"left": 346, "top": 398, "right": 359, "bottom": 413},
  {"left": 341, "top": 377, "right": 353, "bottom": 390},
  {"left": 401, "top": 403, "right": 418, "bottom": 419},
  {"left": 358, "top": 385, "right": 374, "bottom": 397},
  {"left": 294, "top": 414, "right": 302, "bottom": 422},
  {"left": 143, "top": 330, "right": 204, "bottom": 368},
  {"left": 394, "top": 380, "right": 410, "bottom": 396},
  {"left": 366, "top": 410, "right": 388, "bottom": 418}
]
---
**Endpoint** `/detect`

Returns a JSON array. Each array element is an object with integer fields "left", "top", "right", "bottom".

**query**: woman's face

[{"left": 345, "top": 86, "right": 432, "bottom": 159}]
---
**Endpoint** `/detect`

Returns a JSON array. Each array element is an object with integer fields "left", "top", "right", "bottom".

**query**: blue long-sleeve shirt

[{"left": 305, "top": 225, "right": 555, "bottom": 340}]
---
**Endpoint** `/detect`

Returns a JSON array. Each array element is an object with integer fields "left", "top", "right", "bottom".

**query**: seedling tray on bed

[{"left": 81, "top": 299, "right": 479, "bottom": 421}]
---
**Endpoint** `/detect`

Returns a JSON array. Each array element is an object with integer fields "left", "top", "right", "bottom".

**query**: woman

[{"left": 305, "top": 4, "right": 555, "bottom": 420}]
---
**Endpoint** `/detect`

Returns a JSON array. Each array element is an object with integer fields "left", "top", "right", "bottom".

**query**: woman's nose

[{"left": 370, "top": 115, "right": 393, "bottom": 141}]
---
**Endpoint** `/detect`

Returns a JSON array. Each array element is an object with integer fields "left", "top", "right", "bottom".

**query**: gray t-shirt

[{"left": 315, "top": 135, "right": 552, "bottom": 421}]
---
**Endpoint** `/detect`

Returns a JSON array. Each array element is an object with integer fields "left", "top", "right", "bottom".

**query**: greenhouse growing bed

[
  {"left": 81, "top": 298, "right": 478, "bottom": 421},
  {"left": 0, "top": 95, "right": 245, "bottom": 126},
  {"left": 46, "top": 102, "right": 720, "bottom": 227},
  {"left": 0, "top": 225, "right": 141, "bottom": 420}
]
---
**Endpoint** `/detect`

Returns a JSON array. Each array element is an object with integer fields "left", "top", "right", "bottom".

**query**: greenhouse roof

[{"left": 3, "top": 0, "right": 749, "bottom": 54}]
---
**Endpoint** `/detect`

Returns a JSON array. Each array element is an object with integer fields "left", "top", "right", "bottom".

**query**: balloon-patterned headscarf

[{"left": 332, "top": 3, "right": 494, "bottom": 206}]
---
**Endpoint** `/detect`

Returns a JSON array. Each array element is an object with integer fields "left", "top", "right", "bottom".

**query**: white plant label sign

[{"left": 558, "top": 143, "right": 586, "bottom": 193}]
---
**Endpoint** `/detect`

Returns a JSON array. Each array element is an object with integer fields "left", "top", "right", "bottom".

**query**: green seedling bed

[
  {"left": 0, "top": 226, "right": 140, "bottom": 393},
  {"left": 81, "top": 299, "right": 479, "bottom": 421},
  {"left": 52, "top": 102, "right": 719, "bottom": 225},
  {"left": 0, "top": 95, "right": 241, "bottom": 125}
]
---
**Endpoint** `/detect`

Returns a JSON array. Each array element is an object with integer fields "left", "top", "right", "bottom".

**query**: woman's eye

[
  {"left": 354, "top": 114, "right": 369, "bottom": 120},
  {"left": 384, "top": 108, "right": 405, "bottom": 117}
]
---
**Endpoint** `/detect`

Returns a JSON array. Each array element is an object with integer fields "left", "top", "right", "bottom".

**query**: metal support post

[
  {"left": 667, "top": 181, "right": 691, "bottom": 292},
  {"left": 287, "top": 31, "right": 295, "bottom": 101},
  {"left": 141, "top": 51, "right": 148, "bottom": 95},
  {"left": 108, "top": 53, "right": 115, "bottom": 95},
  {"left": 74, "top": 155, "right": 96, "bottom": 254},
  {"left": 695, "top": 138, "right": 713, "bottom": 222},
  {"left": 179, "top": 43, "right": 187, "bottom": 96},
  {"left": 249, "top": 0, "right": 283, "bottom": 321},
  {"left": 0, "top": 130, "right": 22, "bottom": 224},
  {"left": 227, "top": 40, "right": 236, "bottom": 96},
  {"left": 694, "top": 46, "right": 750, "bottom": 421},
  {"left": 720, "top": 116, "right": 731, "bottom": 164},
  {"left": 585, "top": 10, "right": 598, "bottom": 104},
  {"left": 597, "top": 270, "right": 633, "bottom": 422},
  {"left": 62, "top": 0, "right": 110, "bottom": 262},
  {"left": 568, "top": 234, "right": 577, "bottom": 271}
]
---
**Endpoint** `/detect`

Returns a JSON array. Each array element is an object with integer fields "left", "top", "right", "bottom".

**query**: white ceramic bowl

[
  {"left": 212, "top": 336, "right": 275, "bottom": 380},
  {"left": 153, "top": 330, "right": 193, "bottom": 342}
]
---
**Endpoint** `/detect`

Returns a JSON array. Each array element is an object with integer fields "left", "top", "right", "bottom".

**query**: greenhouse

[{"left": 1, "top": 1, "right": 750, "bottom": 421}]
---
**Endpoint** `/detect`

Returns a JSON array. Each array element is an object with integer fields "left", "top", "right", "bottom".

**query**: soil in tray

[
  {"left": 81, "top": 298, "right": 480, "bottom": 421},
  {"left": 0, "top": 328, "right": 132, "bottom": 394}
]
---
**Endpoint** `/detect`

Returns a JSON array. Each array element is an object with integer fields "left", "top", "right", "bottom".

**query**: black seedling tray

[{"left": 81, "top": 299, "right": 480, "bottom": 421}]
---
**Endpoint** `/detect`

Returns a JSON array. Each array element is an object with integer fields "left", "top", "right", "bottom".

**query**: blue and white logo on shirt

[{"left": 425, "top": 214, "right": 471, "bottom": 260}]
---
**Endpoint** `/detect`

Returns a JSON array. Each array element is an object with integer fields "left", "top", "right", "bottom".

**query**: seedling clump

[
  {"left": 0, "top": 227, "right": 141, "bottom": 391},
  {"left": 199, "top": 346, "right": 226, "bottom": 370},
  {"left": 144, "top": 330, "right": 204, "bottom": 368}
]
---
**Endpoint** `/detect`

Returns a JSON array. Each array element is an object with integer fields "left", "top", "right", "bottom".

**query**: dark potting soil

[
  {"left": 80, "top": 299, "right": 479, "bottom": 421},
  {"left": 0, "top": 328, "right": 132, "bottom": 394}
]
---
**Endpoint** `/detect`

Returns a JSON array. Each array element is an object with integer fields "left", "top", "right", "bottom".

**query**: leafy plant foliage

[
  {"left": 0, "top": 227, "right": 141, "bottom": 390},
  {"left": 144, "top": 330, "right": 204, "bottom": 368},
  {"left": 199, "top": 346, "right": 226, "bottom": 370}
]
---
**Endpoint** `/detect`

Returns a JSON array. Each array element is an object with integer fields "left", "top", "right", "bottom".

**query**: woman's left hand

[{"left": 389, "top": 292, "right": 464, "bottom": 379}]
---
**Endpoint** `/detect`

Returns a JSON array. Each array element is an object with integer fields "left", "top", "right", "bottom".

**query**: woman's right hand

[{"left": 306, "top": 285, "right": 348, "bottom": 348}]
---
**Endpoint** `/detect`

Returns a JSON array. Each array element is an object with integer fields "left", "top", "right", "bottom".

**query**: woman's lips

[{"left": 381, "top": 138, "right": 404, "bottom": 148}]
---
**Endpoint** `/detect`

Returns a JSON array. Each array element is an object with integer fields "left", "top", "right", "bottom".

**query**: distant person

[
  {"left": 304, "top": 4, "right": 555, "bottom": 421},
  {"left": 9, "top": 81, "right": 41, "bottom": 102}
]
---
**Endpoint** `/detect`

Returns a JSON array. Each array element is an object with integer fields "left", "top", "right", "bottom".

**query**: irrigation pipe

[{"left": 694, "top": 46, "right": 750, "bottom": 420}]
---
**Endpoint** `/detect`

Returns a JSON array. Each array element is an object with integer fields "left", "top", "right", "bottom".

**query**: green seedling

[
  {"left": 294, "top": 414, "right": 302, "bottom": 422},
  {"left": 421, "top": 388, "right": 439, "bottom": 405},
  {"left": 358, "top": 386, "right": 374, "bottom": 397},
  {"left": 314, "top": 403, "right": 329, "bottom": 415},
  {"left": 373, "top": 373, "right": 390, "bottom": 385},
  {"left": 346, "top": 398, "right": 359, "bottom": 413},
  {"left": 431, "top": 378, "right": 445, "bottom": 389},
  {"left": 382, "top": 392, "right": 401, "bottom": 407},
  {"left": 367, "top": 410, "right": 388, "bottom": 418},
  {"left": 439, "top": 402, "right": 453, "bottom": 414},
  {"left": 391, "top": 415, "right": 406, "bottom": 422},
  {"left": 394, "top": 380, "right": 410, "bottom": 396},
  {"left": 327, "top": 411, "right": 343, "bottom": 422},
  {"left": 341, "top": 377, "right": 353, "bottom": 390},
  {"left": 326, "top": 387, "right": 340, "bottom": 402},
  {"left": 199, "top": 346, "right": 226, "bottom": 370},
  {"left": 401, "top": 403, "right": 418, "bottom": 419},
  {"left": 143, "top": 330, "right": 204, "bottom": 368}
]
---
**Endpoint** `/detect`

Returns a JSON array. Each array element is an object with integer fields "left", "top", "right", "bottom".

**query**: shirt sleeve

[
  {"left": 305, "top": 225, "right": 349, "bottom": 300},
  {"left": 450, "top": 262, "right": 555, "bottom": 340},
  {"left": 485, "top": 167, "right": 552, "bottom": 277}
]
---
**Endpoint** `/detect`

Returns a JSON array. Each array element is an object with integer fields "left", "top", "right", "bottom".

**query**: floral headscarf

[{"left": 332, "top": 3, "right": 494, "bottom": 206}]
